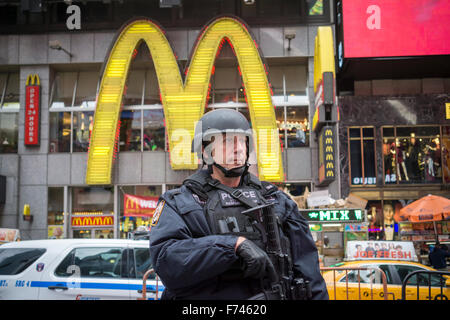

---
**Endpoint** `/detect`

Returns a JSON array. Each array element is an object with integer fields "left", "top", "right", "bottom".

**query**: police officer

[{"left": 149, "top": 109, "right": 328, "bottom": 300}]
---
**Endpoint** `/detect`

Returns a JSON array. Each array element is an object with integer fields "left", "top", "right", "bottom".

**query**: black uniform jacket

[{"left": 149, "top": 170, "right": 329, "bottom": 300}]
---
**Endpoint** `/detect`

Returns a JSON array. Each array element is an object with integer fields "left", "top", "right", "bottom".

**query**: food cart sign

[
  {"left": 299, "top": 208, "right": 365, "bottom": 223},
  {"left": 346, "top": 241, "right": 418, "bottom": 262}
]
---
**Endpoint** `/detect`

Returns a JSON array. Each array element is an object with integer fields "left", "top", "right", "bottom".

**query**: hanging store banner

[
  {"left": 342, "top": 0, "right": 450, "bottom": 58},
  {"left": 124, "top": 194, "right": 159, "bottom": 217},
  {"left": 346, "top": 241, "right": 418, "bottom": 262},
  {"left": 86, "top": 16, "right": 283, "bottom": 185},
  {"left": 24, "top": 74, "right": 41, "bottom": 146},
  {"left": 71, "top": 216, "right": 114, "bottom": 227}
]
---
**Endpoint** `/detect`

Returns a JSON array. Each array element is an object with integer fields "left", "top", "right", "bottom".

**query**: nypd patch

[{"left": 151, "top": 200, "right": 165, "bottom": 226}]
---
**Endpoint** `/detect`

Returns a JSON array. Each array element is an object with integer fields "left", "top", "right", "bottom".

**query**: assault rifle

[{"left": 242, "top": 203, "right": 312, "bottom": 300}]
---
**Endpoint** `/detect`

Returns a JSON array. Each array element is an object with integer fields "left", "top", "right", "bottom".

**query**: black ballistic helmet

[{"left": 192, "top": 108, "right": 252, "bottom": 177}]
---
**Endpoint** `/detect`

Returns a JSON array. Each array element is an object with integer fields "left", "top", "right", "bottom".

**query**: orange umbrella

[{"left": 395, "top": 194, "right": 450, "bottom": 223}]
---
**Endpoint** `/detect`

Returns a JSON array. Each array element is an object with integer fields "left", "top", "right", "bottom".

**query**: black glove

[{"left": 236, "top": 239, "right": 276, "bottom": 279}]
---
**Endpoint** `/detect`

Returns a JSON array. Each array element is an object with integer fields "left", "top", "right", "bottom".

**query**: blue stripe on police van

[{"left": 30, "top": 281, "right": 164, "bottom": 291}]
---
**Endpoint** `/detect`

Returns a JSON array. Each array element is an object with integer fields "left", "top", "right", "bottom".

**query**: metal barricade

[
  {"left": 138, "top": 268, "right": 160, "bottom": 300},
  {"left": 401, "top": 270, "right": 450, "bottom": 300},
  {"left": 321, "top": 266, "right": 392, "bottom": 300}
]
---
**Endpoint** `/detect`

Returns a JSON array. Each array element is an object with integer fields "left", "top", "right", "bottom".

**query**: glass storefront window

[
  {"left": 119, "top": 110, "right": 141, "bottom": 152},
  {"left": 143, "top": 109, "right": 165, "bottom": 151},
  {"left": 72, "top": 187, "right": 113, "bottom": 214},
  {"left": 307, "top": 0, "right": 323, "bottom": 16},
  {"left": 0, "top": 113, "right": 18, "bottom": 153},
  {"left": 119, "top": 185, "right": 163, "bottom": 239},
  {"left": 285, "top": 106, "right": 309, "bottom": 148},
  {"left": 73, "top": 71, "right": 98, "bottom": 107},
  {"left": 49, "top": 112, "right": 71, "bottom": 153},
  {"left": 50, "top": 71, "right": 99, "bottom": 108},
  {"left": 0, "top": 73, "right": 20, "bottom": 109},
  {"left": 383, "top": 126, "right": 442, "bottom": 184},
  {"left": 123, "top": 69, "right": 145, "bottom": 106},
  {"left": 48, "top": 187, "right": 64, "bottom": 239},
  {"left": 73, "top": 111, "right": 94, "bottom": 152},
  {"left": 443, "top": 126, "right": 450, "bottom": 184},
  {"left": 349, "top": 127, "right": 376, "bottom": 186}
]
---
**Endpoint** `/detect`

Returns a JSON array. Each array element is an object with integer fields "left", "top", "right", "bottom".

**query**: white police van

[{"left": 0, "top": 239, "right": 164, "bottom": 300}]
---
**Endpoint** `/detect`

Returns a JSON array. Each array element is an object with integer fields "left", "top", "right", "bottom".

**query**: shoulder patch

[{"left": 151, "top": 200, "right": 165, "bottom": 226}]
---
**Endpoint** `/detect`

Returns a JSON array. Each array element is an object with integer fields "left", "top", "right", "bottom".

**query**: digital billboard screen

[{"left": 342, "top": 0, "right": 450, "bottom": 58}]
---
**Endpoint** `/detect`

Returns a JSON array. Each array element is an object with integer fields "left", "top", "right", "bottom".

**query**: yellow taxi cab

[{"left": 322, "top": 241, "right": 449, "bottom": 300}]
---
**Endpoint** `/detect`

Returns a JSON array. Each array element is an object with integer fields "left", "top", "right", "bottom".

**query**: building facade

[
  {"left": 335, "top": 0, "right": 450, "bottom": 244},
  {"left": 0, "top": 0, "right": 338, "bottom": 240}
]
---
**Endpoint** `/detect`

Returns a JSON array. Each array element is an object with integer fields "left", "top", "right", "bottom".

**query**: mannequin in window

[
  {"left": 406, "top": 133, "right": 421, "bottom": 182},
  {"left": 424, "top": 145, "right": 435, "bottom": 182},
  {"left": 384, "top": 139, "right": 395, "bottom": 176},
  {"left": 368, "top": 206, "right": 383, "bottom": 240},
  {"left": 393, "top": 138, "right": 409, "bottom": 181},
  {"left": 381, "top": 202, "right": 398, "bottom": 241}
]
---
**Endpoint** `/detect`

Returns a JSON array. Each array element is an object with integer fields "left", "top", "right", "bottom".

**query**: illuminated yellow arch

[{"left": 86, "top": 16, "right": 283, "bottom": 185}]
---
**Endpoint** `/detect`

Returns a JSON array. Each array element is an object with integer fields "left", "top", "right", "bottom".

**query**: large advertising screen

[{"left": 342, "top": 0, "right": 450, "bottom": 58}]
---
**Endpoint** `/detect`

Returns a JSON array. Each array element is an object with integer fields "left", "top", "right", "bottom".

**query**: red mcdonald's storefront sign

[
  {"left": 71, "top": 216, "right": 114, "bottom": 227},
  {"left": 124, "top": 194, "right": 159, "bottom": 217}
]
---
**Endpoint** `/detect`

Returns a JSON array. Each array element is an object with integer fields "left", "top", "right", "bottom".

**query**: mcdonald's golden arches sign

[
  {"left": 71, "top": 216, "right": 114, "bottom": 227},
  {"left": 86, "top": 16, "right": 283, "bottom": 185}
]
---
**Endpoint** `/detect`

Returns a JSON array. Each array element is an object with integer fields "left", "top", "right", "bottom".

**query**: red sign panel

[
  {"left": 124, "top": 194, "right": 159, "bottom": 217},
  {"left": 342, "top": 0, "right": 450, "bottom": 58},
  {"left": 24, "top": 83, "right": 40, "bottom": 146}
]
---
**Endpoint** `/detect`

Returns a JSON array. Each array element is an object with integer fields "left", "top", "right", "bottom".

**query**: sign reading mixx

[{"left": 299, "top": 209, "right": 365, "bottom": 223}]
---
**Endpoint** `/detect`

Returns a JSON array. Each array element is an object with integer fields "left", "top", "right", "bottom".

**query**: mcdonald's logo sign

[
  {"left": 124, "top": 194, "right": 158, "bottom": 217},
  {"left": 71, "top": 216, "right": 114, "bottom": 227},
  {"left": 86, "top": 16, "right": 283, "bottom": 185},
  {"left": 25, "top": 74, "right": 41, "bottom": 146},
  {"left": 26, "top": 74, "right": 40, "bottom": 86},
  {"left": 125, "top": 196, "right": 140, "bottom": 209}
]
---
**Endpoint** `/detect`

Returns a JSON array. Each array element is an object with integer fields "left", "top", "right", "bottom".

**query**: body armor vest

[{"left": 184, "top": 170, "right": 273, "bottom": 251}]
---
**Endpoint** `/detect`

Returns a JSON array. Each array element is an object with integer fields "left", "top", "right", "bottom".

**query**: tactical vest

[{"left": 184, "top": 170, "right": 275, "bottom": 250}]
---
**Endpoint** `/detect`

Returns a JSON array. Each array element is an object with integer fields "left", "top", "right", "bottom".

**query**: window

[
  {"left": 394, "top": 265, "right": 445, "bottom": 287},
  {"left": 143, "top": 109, "right": 165, "bottom": 151},
  {"left": 307, "top": 0, "right": 324, "bottom": 16},
  {"left": 382, "top": 126, "right": 442, "bottom": 184},
  {"left": 0, "top": 73, "right": 20, "bottom": 109},
  {"left": 443, "top": 126, "right": 450, "bottom": 184},
  {"left": 119, "top": 185, "right": 162, "bottom": 238},
  {"left": 131, "top": 248, "right": 153, "bottom": 280},
  {"left": 348, "top": 127, "right": 376, "bottom": 186},
  {"left": 285, "top": 106, "right": 309, "bottom": 148},
  {"left": 340, "top": 265, "right": 389, "bottom": 284},
  {"left": 49, "top": 70, "right": 99, "bottom": 153},
  {"left": 55, "top": 247, "right": 123, "bottom": 278},
  {"left": 0, "top": 73, "right": 20, "bottom": 153},
  {"left": 49, "top": 112, "right": 71, "bottom": 153},
  {"left": 0, "top": 113, "right": 18, "bottom": 153},
  {"left": 72, "top": 187, "right": 114, "bottom": 214},
  {"left": 0, "top": 248, "right": 46, "bottom": 275},
  {"left": 48, "top": 187, "right": 64, "bottom": 239},
  {"left": 120, "top": 110, "right": 142, "bottom": 152}
]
